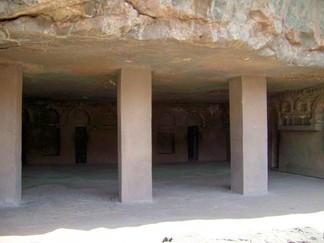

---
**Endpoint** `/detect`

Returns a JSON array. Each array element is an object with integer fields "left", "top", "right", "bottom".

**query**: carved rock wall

[
  {"left": 268, "top": 86, "right": 324, "bottom": 178},
  {"left": 23, "top": 99, "right": 229, "bottom": 165},
  {"left": 270, "top": 86, "right": 324, "bottom": 130},
  {"left": 0, "top": 0, "right": 323, "bottom": 67},
  {"left": 153, "top": 104, "right": 229, "bottom": 163},
  {"left": 23, "top": 100, "right": 119, "bottom": 165}
]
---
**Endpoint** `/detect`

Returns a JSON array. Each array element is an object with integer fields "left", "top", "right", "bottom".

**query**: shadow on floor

[{"left": 0, "top": 162, "right": 323, "bottom": 236}]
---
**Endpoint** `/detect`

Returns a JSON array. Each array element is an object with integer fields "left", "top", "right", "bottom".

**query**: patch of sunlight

[{"left": 2, "top": 211, "right": 324, "bottom": 243}]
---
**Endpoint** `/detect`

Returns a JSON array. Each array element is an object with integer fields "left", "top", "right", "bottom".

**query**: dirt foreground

[{"left": 0, "top": 163, "right": 323, "bottom": 243}]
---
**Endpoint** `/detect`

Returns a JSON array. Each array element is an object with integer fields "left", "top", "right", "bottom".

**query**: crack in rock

[{"left": 124, "top": 0, "right": 157, "bottom": 19}]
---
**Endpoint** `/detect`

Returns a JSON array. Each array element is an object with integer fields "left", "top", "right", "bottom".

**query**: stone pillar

[
  {"left": 229, "top": 76, "right": 268, "bottom": 195},
  {"left": 117, "top": 66, "right": 152, "bottom": 203},
  {"left": 0, "top": 65, "right": 22, "bottom": 205}
]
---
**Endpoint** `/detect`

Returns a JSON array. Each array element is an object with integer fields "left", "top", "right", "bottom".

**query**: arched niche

[
  {"left": 185, "top": 112, "right": 204, "bottom": 127},
  {"left": 68, "top": 108, "right": 90, "bottom": 126}
]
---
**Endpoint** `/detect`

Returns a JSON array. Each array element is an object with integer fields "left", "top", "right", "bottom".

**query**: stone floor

[{"left": 0, "top": 162, "right": 324, "bottom": 242}]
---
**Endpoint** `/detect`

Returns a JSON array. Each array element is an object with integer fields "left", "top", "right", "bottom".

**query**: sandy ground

[{"left": 0, "top": 162, "right": 323, "bottom": 243}]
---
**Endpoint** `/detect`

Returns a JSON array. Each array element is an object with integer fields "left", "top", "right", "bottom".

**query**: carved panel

[{"left": 270, "top": 86, "right": 324, "bottom": 131}]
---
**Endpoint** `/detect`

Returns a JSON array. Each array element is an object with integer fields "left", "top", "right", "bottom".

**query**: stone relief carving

[
  {"left": 184, "top": 112, "right": 205, "bottom": 127},
  {"left": 24, "top": 100, "right": 231, "bottom": 134},
  {"left": 270, "top": 85, "right": 324, "bottom": 131},
  {"left": 24, "top": 101, "right": 116, "bottom": 129},
  {"left": 156, "top": 104, "right": 231, "bottom": 129}
]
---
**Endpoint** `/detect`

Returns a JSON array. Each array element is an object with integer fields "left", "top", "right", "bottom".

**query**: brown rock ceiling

[{"left": 0, "top": 0, "right": 324, "bottom": 102}]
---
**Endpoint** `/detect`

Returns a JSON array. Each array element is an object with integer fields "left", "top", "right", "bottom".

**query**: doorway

[
  {"left": 75, "top": 126, "right": 87, "bottom": 164},
  {"left": 188, "top": 126, "right": 199, "bottom": 161},
  {"left": 22, "top": 124, "right": 28, "bottom": 165}
]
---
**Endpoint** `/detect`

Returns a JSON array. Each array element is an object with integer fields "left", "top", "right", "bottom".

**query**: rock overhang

[{"left": 0, "top": 0, "right": 324, "bottom": 102}]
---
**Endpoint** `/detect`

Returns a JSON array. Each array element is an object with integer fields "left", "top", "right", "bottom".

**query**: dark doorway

[
  {"left": 75, "top": 126, "right": 87, "bottom": 164},
  {"left": 22, "top": 124, "right": 28, "bottom": 165},
  {"left": 188, "top": 126, "right": 199, "bottom": 161},
  {"left": 22, "top": 109, "right": 30, "bottom": 165}
]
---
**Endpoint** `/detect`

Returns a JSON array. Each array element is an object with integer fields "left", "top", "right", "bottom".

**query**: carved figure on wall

[{"left": 270, "top": 85, "right": 324, "bottom": 131}]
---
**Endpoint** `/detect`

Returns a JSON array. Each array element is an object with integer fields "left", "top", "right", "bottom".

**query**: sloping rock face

[{"left": 0, "top": 0, "right": 323, "bottom": 67}]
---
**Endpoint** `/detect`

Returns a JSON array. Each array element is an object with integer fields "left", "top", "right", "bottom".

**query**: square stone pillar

[
  {"left": 117, "top": 66, "right": 152, "bottom": 203},
  {"left": 229, "top": 76, "right": 268, "bottom": 195},
  {"left": 0, "top": 65, "right": 22, "bottom": 205}
]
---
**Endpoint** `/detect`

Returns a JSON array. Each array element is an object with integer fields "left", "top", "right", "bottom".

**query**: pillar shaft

[
  {"left": 0, "top": 65, "right": 22, "bottom": 205},
  {"left": 118, "top": 66, "right": 152, "bottom": 203},
  {"left": 229, "top": 76, "right": 268, "bottom": 195}
]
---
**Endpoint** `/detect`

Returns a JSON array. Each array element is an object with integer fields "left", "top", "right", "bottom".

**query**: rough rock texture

[{"left": 0, "top": 0, "right": 323, "bottom": 67}]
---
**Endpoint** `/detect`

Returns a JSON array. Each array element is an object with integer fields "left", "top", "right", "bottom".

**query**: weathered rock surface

[{"left": 0, "top": 0, "right": 323, "bottom": 67}]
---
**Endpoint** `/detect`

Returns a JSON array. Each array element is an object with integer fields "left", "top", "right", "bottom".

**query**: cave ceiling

[{"left": 0, "top": 0, "right": 324, "bottom": 103}]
